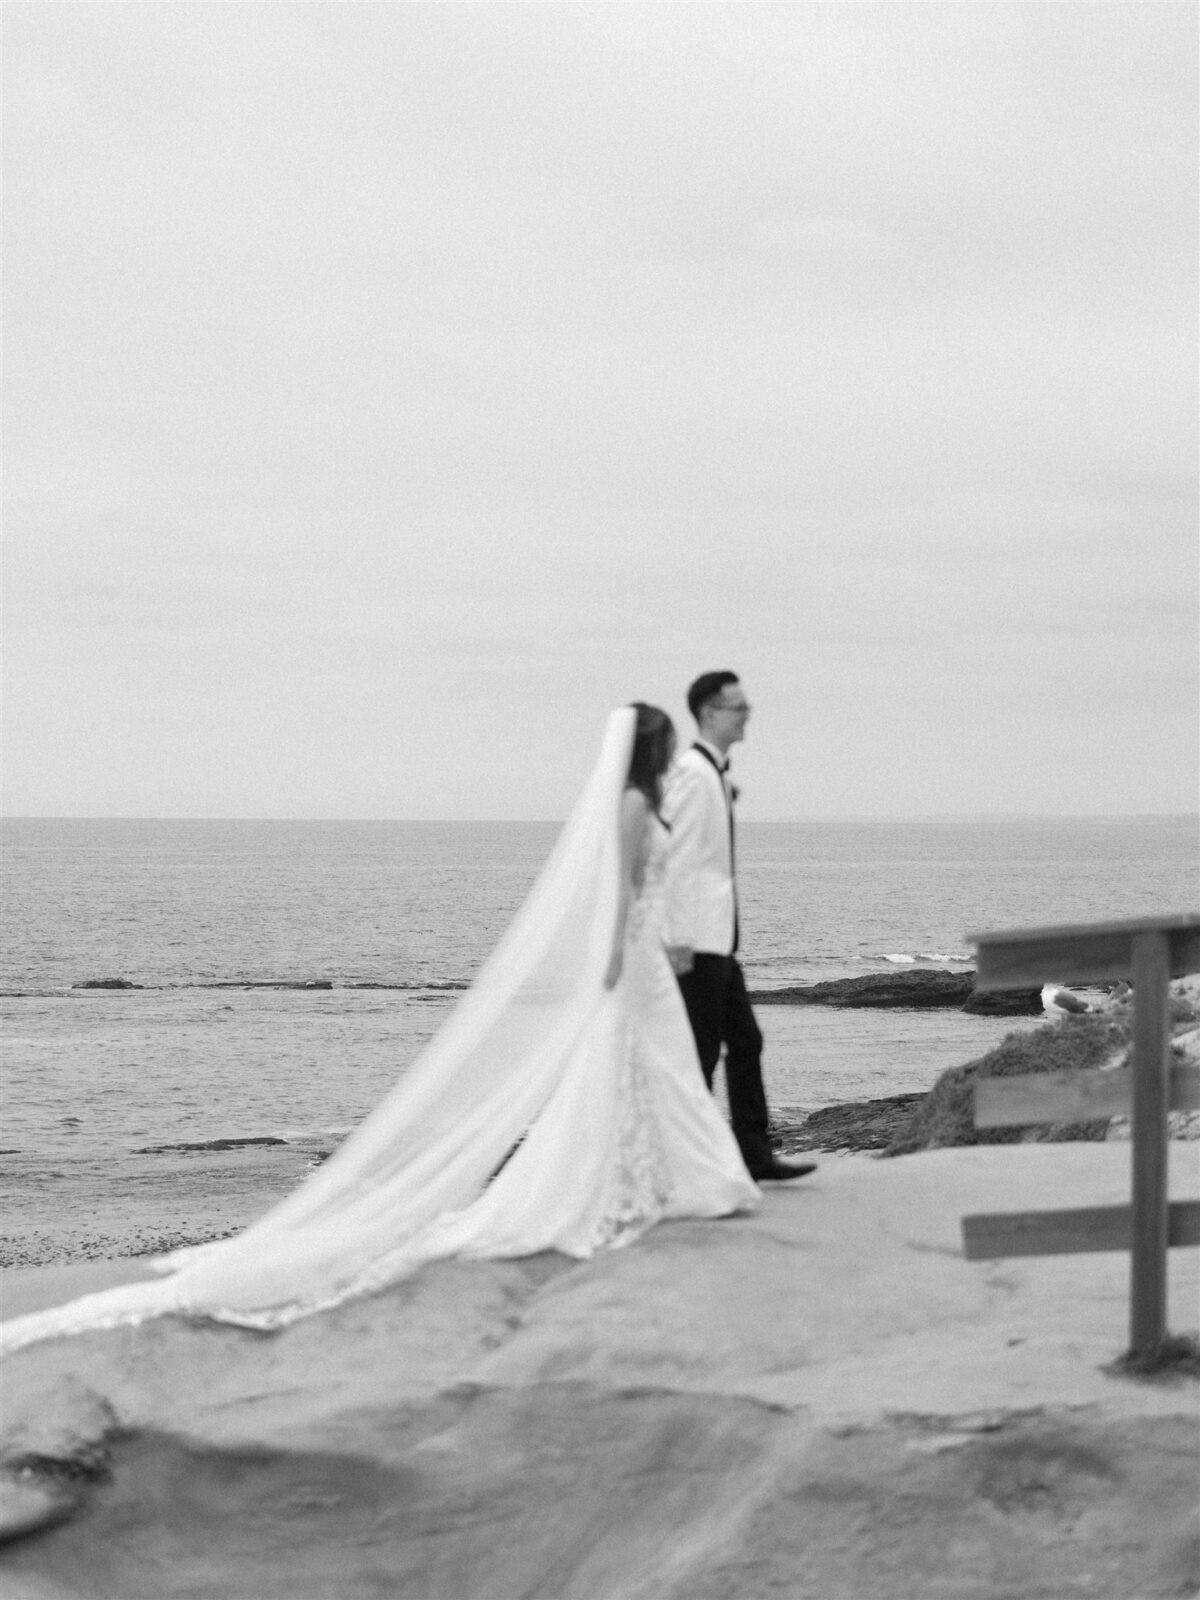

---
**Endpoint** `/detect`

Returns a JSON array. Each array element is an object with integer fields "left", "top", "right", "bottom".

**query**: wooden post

[
  {"left": 964, "top": 914, "right": 1200, "bottom": 1355},
  {"left": 1129, "top": 929, "right": 1172, "bottom": 1356}
]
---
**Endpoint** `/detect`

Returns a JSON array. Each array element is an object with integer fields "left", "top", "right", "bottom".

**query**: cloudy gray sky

[{"left": 4, "top": 2, "right": 1196, "bottom": 819}]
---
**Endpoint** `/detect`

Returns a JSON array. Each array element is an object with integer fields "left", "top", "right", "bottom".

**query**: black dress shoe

[{"left": 752, "top": 1159, "right": 817, "bottom": 1181}]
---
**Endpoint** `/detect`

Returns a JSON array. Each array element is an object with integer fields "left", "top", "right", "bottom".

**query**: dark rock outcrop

[
  {"left": 773, "top": 1094, "right": 927, "bottom": 1155},
  {"left": 751, "top": 969, "right": 974, "bottom": 1008},
  {"left": 961, "top": 986, "right": 1044, "bottom": 1016},
  {"left": 750, "top": 970, "right": 1044, "bottom": 1013},
  {"left": 132, "top": 1137, "right": 289, "bottom": 1156}
]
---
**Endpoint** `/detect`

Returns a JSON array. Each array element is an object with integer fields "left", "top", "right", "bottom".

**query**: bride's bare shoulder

[
  {"left": 618, "top": 786, "right": 652, "bottom": 843},
  {"left": 620, "top": 785, "right": 651, "bottom": 815}
]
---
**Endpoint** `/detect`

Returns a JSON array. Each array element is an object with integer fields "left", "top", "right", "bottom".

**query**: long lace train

[{"left": 1, "top": 711, "right": 758, "bottom": 1353}]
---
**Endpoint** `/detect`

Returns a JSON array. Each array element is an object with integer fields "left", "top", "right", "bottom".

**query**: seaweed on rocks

[{"left": 884, "top": 1015, "right": 1129, "bottom": 1157}]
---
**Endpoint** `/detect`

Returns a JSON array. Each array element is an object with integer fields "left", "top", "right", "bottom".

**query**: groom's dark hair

[{"left": 687, "top": 671, "right": 739, "bottom": 721}]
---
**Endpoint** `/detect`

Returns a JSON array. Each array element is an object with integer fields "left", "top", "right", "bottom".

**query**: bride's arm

[{"left": 604, "top": 788, "right": 649, "bottom": 989}]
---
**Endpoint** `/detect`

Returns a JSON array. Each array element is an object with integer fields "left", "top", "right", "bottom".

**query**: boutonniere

[{"left": 730, "top": 785, "right": 740, "bottom": 803}]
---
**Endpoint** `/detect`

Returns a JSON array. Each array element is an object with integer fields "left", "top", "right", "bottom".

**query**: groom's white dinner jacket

[{"left": 662, "top": 741, "right": 737, "bottom": 957}]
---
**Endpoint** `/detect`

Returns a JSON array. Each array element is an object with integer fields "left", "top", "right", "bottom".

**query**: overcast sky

[{"left": 4, "top": 2, "right": 1196, "bottom": 819}]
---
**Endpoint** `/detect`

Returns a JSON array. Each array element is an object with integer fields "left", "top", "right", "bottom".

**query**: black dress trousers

[{"left": 677, "top": 952, "right": 774, "bottom": 1176}]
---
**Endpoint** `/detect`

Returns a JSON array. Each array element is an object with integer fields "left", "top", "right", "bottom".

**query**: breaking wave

[{"left": 875, "top": 952, "right": 972, "bottom": 966}]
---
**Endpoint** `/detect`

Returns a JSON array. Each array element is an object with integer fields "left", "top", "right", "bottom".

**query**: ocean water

[{"left": 1, "top": 816, "right": 1196, "bottom": 1259}]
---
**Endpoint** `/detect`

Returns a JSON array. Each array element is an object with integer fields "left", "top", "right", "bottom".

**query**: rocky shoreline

[
  {"left": 68, "top": 968, "right": 1039, "bottom": 1010},
  {"left": 10, "top": 1057, "right": 1191, "bottom": 1272},
  {"left": 0, "top": 1100, "right": 920, "bottom": 1270},
  {"left": 5, "top": 1147, "right": 1197, "bottom": 1599},
  {"left": 773, "top": 1094, "right": 926, "bottom": 1155},
  {"left": 7, "top": 981, "right": 1196, "bottom": 1269}
]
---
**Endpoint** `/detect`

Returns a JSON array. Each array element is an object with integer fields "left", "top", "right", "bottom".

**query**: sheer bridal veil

[{"left": 1, "top": 708, "right": 638, "bottom": 1349}]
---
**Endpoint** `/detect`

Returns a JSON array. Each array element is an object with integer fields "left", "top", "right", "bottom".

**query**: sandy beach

[{"left": 2, "top": 1142, "right": 1197, "bottom": 1599}]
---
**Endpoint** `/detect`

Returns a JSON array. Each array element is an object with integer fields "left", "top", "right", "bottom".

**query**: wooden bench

[{"left": 960, "top": 913, "right": 1200, "bottom": 1357}]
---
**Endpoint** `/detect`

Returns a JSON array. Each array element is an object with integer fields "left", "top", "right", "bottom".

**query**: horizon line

[{"left": 3, "top": 812, "right": 1197, "bottom": 826}]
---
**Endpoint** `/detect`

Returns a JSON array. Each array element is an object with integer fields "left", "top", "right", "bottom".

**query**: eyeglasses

[{"left": 709, "top": 701, "right": 751, "bottom": 714}]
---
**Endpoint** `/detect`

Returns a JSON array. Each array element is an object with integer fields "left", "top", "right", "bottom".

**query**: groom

[{"left": 663, "top": 672, "right": 815, "bottom": 1183}]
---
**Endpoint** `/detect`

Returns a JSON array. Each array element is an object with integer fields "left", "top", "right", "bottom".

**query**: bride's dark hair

[{"left": 626, "top": 702, "right": 676, "bottom": 817}]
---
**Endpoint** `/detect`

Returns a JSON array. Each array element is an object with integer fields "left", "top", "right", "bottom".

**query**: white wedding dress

[{"left": 1, "top": 710, "right": 758, "bottom": 1352}]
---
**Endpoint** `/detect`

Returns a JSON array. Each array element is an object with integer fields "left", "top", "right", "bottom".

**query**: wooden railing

[{"left": 960, "top": 913, "right": 1200, "bottom": 1357}]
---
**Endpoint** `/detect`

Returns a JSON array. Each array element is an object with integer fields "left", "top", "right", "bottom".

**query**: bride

[{"left": 1, "top": 705, "right": 759, "bottom": 1351}]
